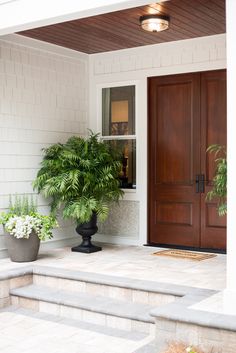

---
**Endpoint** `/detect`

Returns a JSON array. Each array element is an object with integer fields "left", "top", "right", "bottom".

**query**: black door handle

[
  {"left": 195, "top": 175, "right": 200, "bottom": 193},
  {"left": 200, "top": 174, "right": 205, "bottom": 193},
  {"left": 196, "top": 174, "right": 206, "bottom": 193}
]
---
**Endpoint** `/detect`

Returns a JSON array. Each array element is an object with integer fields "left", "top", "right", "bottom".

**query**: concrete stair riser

[
  {"left": 0, "top": 274, "right": 32, "bottom": 308},
  {"left": 33, "top": 274, "right": 177, "bottom": 306}
]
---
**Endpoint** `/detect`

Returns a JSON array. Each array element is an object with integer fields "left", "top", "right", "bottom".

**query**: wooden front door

[{"left": 148, "top": 70, "right": 226, "bottom": 251}]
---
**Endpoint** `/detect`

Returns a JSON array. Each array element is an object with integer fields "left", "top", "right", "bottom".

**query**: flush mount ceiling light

[{"left": 140, "top": 14, "right": 170, "bottom": 33}]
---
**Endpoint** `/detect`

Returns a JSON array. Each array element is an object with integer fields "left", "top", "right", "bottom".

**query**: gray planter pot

[{"left": 4, "top": 231, "right": 40, "bottom": 262}]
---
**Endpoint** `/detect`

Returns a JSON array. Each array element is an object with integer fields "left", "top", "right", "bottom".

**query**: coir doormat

[{"left": 152, "top": 249, "right": 217, "bottom": 261}]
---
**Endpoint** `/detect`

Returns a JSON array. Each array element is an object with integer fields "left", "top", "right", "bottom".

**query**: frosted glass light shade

[{"left": 140, "top": 15, "right": 169, "bottom": 33}]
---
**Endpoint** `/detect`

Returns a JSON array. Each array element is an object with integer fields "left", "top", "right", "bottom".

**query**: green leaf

[
  {"left": 206, "top": 144, "right": 227, "bottom": 216},
  {"left": 33, "top": 131, "right": 124, "bottom": 224}
]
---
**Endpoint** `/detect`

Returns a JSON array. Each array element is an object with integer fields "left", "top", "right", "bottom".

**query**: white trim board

[
  {"left": 0, "top": 33, "right": 88, "bottom": 61},
  {"left": 0, "top": 1, "right": 169, "bottom": 35}
]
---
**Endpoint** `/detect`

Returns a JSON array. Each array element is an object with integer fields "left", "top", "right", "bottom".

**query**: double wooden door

[{"left": 148, "top": 70, "right": 226, "bottom": 251}]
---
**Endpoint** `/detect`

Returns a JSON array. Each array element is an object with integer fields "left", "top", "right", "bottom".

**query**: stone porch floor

[
  {"left": 0, "top": 243, "right": 226, "bottom": 290},
  {"left": 0, "top": 244, "right": 227, "bottom": 353}
]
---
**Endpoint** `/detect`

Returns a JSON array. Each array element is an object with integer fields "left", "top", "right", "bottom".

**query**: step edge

[
  {"left": 0, "top": 266, "right": 32, "bottom": 280},
  {"left": 150, "top": 294, "right": 236, "bottom": 332},
  {"left": 10, "top": 285, "right": 155, "bottom": 324},
  {"left": 0, "top": 265, "right": 216, "bottom": 300},
  {"left": 32, "top": 265, "right": 215, "bottom": 298}
]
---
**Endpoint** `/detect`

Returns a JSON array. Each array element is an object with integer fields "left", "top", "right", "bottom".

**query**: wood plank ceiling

[{"left": 18, "top": 0, "right": 225, "bottom": 54}]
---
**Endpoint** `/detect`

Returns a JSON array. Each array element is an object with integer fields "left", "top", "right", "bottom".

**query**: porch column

[{"left": 225, "top": 0, "right": 236, "bottom": 298}]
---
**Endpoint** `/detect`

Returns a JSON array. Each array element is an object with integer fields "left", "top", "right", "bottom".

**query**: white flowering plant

[{"left": 0, "top": 195, "right": 58, "bottom": 241}]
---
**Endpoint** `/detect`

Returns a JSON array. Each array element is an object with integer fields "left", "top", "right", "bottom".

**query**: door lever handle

[
  {"left": 200, "top": 174, "right": 205, "bottom": 193},
  {"left": 195, "top": 174, "right": 206, "bottom": 193},
  {"left": 195, "top": 175, "right": 200, "bottom": 193}
]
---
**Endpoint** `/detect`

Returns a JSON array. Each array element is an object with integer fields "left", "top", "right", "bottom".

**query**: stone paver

[
  {"left": 0, "top": 307, "right": 153, "bottom": 353},
  {"left": 0, "top": 244, "right": 226, "bottom": 291}
]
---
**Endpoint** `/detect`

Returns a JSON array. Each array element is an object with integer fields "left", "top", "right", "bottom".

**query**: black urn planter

[{"left": 71, "top": 212, "right": 102, "bottom": 254}]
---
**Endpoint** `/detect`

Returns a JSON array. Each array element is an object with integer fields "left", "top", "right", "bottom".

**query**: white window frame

[
  {"left": 93, "top": 78, "right": 147, "bottom": 245},
  {"left": 97, "top": 82, "right": 137, "bottom": 194}
]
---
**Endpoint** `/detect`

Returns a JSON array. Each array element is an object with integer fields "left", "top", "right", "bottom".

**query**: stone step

[
  {"left": 10, "top": 284, "right": 156, "bottom": 334},
  {"left": 32, "top": 265, "right": 179, "bottom": 307},
  {"left": 0, "top": 306, "right": 154, "bottom": 353}
]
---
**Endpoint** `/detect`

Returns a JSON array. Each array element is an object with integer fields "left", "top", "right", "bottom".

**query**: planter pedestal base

[
  {"left": 71, "top": 239, "right": 102, "bottom": 254},
  {"left": 72, "top": 213, "right": 102, "bottom": 254}
]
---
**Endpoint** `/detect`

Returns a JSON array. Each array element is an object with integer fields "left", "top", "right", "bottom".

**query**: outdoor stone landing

[{"left": 0, "top": 265, "right": 235, "bottom": 352}]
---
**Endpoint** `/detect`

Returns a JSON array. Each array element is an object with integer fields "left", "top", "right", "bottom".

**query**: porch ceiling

[{"left": 17, "top": 0, "right": 225, "bottom": 54}]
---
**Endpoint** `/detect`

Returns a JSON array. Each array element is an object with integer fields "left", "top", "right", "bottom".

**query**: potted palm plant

[
  {"left": 206, "top": 144, "right": 227, "bottom": 216},
  {"left": 0, "top": 195, "right": 57, "bottom": 262},
  {"left": 33, "top": 132, "right": 124, "bottom": 253}
]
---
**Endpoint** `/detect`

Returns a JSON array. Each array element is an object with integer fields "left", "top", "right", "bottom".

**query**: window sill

[{"left": 121, "top": 188, "right": 136, "bottom": 193}]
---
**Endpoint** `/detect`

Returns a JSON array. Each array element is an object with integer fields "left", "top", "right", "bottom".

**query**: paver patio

[{"left": 0, "top": 244, "right": 226, "bottom": 353}]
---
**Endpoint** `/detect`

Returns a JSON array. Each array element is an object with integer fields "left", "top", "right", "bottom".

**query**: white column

[{"left": 224, "top": 0, "right": 236, "bottom": 309}]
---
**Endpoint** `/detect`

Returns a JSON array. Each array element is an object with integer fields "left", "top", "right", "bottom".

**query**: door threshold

[{"left": 144, "top": 243, "right": 226, "bottom": 254}]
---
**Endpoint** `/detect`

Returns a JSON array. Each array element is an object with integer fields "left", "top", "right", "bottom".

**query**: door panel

[
  {"left": 200, "top": 70, "right": 226, "bottom": 250},
  {"left": 157, "top": 202, "right": 192, "bottom": 226},
  {"left": 148, "top": 73, "right": 201, "bottom": 247},
  {"left": 148, "top": 70, "right": 226, "bottom": 251}
]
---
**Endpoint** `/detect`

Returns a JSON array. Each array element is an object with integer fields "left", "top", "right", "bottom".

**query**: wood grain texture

[
  {"left": 148, "top": 70, "right": 226, "bottom": 251},
  {"left": 148, "top": 73, "right": 201, "bottom": 248},
  {"left": 18, "top": 0, "right": 225, "bottom": 54},
  {"left": 200, "top": 69, "right": 226, "bottom": 250}
]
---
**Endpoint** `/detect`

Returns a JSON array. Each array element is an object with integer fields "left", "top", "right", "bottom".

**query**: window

[{"left": 102, "top": 85, "right": 136, "bottom": 189}]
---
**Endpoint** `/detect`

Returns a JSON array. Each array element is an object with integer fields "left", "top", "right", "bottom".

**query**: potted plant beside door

[
  {"left": 33, "top": 132, "right": 124, "bottom": 253},
  {"left": 0, "top": 195, "right": 57, "bottom": 262},
  {"left": 206, "top": 144, "right": 227, "bottom": 216}
]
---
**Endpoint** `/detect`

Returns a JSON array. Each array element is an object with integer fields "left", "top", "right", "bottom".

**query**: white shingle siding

[
  {"left": 92, "top": 34, "right": 226, "bottom": 76},
  {"left": 0, "top": 36, "right": 89, "bottom": 255}
]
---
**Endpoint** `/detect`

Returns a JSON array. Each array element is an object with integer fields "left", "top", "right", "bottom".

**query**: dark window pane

[
  {"left": 102, "top": 86, "right": 135, "bottom": 136},
  {"left": 106, "top": 139, "right": 136, "bottom": 189}
]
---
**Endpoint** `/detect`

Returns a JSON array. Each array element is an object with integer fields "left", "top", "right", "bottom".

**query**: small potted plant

[
  {"left": 33, "top": 132, "right": 124, "bottom": 253},
  {"left": 0, "top": 195, "right": 58, "bottom": 262},
  {"left": 206, "top": 144, "right": 227, "bottom": 216}
]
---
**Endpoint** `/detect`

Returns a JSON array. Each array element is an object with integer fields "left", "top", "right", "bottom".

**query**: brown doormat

[{"left": 153, "top": 249, "right": 217, "bottom": 261}]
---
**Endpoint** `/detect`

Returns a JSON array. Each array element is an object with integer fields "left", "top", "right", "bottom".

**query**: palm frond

[
  {"left": 33, "top": 131, "right": 124, "bottom": 223},
  {"left": 206, "top": 144, "right": 227, "bottom": 216}
]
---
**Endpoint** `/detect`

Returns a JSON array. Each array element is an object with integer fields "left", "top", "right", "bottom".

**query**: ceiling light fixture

[{"left": 140, "top": 14, "right": 170, "bottom": 33}]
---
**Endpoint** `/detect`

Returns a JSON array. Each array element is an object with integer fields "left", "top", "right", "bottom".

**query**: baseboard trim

[
  {"left": 0, "top": 234, "right": 140, "bottom": 260},
  {"left": 40, "top": 237, "right": 79, "bottom": 251},
  {"left": 94, "top": 233, "right": 139, "bottom": 246}
]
